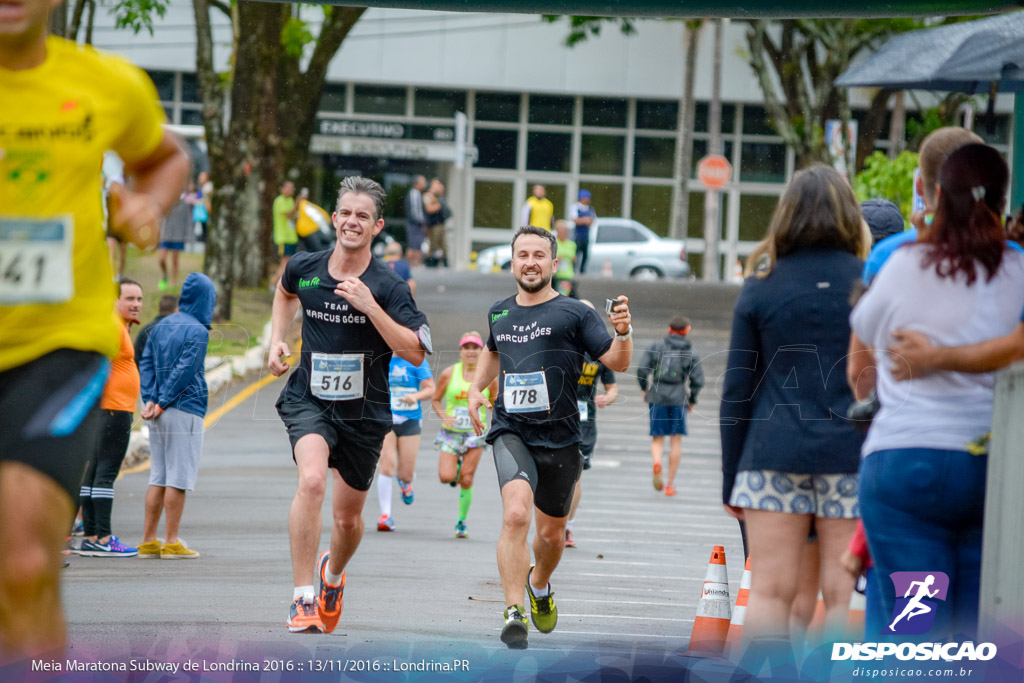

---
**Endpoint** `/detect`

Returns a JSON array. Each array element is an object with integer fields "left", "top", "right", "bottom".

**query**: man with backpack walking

[{"left": 637, "top": 315, "right": 703, "bottom": 496}]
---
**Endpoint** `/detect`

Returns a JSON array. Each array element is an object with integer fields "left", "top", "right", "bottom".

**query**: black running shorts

[
  {"left": 391, "top": 418, "right": 422, "bottom": 438},
  {"left": 0, "top": 350, "right": 109, "bottom": 502},
  {"left": 276, "top": 398, "right": 391, "bottom": 491},
  {"left": 492, "top": 432, "right": 582, "bottom": 518}
]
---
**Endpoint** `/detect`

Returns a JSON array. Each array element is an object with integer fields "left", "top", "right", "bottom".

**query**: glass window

[
  {"left": 580, "top": 134, "right": 625, "bottom": 175},
  {"left": 180, "top": 109, "right": 204, "bottom": 127},
  {"left": 582, "top": 97, "right": 627, "bottom": 128},
  {"left": 180, "top": 72, "right": 199, "bottom": 104},
  {"left": 738, "top": 194, "right": 779, "bottom": 242},
  {"left": 528, "top": 94, "right": 574, "bottom": 125},
  {"left": 527, "top": 132, "right": 571, "bottom": 172},
  {"left": 476, "top": 92, "right": 520, "bottom": 122},
  {"left": 636, "top": 99, "right": 678, "bottom": 130},
  {"left": 634, "top": 137, "right": 675, "bottom": 178},
  {"left": 739, "top": 142, "right": 787, "bottom": 183},
  {"left": 147, "top": 70, "right": 175, "bottom": 102},
  {"left": 742, "top": 105, "right": 777, "bottom": 136},
  {"left": 691, "top": 140, "right": 735, "bottom": 179},
  {"left": 975, "top": 114, "right": 1010, "bottom": 146},
  {"left": 473, "top": 181, "right": 515, "bottom": 229},
  {"left": 319, "top": 83, "right": 347, "bottom": 112},
  {"left": 354, "top": 85, "right": 406, "bottom": 115},
  {"left": 630, "top": 185, "right": 673, "bottom": 237},
  {"left": 596, "top": 223, "right": 645, "bottom": 244},
  {"left": 474, "top": 129, "right": 518, "bottom": 169},
  {"left": 694, "top": 103, "right": 736, "bottom": 134},
  {"left": 580, "top": 182, "right": 622, "bottom": 217},
  {"left": 414, "top": 88, "right": 466, "bottom": 118}
]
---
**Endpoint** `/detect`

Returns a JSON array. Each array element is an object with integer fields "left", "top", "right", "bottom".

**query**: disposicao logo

[{"left": 831, "top": 571, "right": 997, "bottom": 662}]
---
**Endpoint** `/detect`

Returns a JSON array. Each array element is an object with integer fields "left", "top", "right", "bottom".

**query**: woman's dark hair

[
  {"left": 751, "top": 164, "right": 866, "bottom": 277},
  {"left": 922, "top": 143, "right": 1008, "bottom": 285}
]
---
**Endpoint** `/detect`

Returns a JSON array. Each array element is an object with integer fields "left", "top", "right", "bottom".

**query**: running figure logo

[{"left": 886, "top": 572, "right": 949, "bottom": 635}]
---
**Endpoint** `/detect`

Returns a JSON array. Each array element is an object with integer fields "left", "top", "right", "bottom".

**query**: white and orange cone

[
  {"left": 602, "top": 257, "right": 614, "bottom": 278},
  {"left": 687, "top": 545, "right": 732, "bottom": 655},
  {"left": 725, "top": 556, "right": 751, "bottom": 658}
]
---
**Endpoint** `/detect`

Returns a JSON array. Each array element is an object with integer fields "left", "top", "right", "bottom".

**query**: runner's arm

[
  {"left": 407, "top": 377, "right": 436, "bottom": 404},
  {"left": 595, "top": 382, "right": 618, "bottom": 408},
  {"left": 268, "top": 284, "right": 300, "bottom": 376},
  {"left": 111, "top": 131, "right": 190, "bottom": 249},
  {"left": 431, "top": 367, "right": 453, "bottom": 419},
  {"left": 597, "top": 296, "right": 632, "bottom": 373},
  {"left": 468, "top": 349, "right": 500, "bottom": 435}
]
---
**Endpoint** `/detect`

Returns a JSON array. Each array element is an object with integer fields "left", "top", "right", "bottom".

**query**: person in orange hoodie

[{"left": 76, "top": 280, "right": 144, "bottom": 557}]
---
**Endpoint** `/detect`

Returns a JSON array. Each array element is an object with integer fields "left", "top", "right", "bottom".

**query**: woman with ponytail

[{"left": 847, "top": 143, "right": 1024, "bottom": 640}]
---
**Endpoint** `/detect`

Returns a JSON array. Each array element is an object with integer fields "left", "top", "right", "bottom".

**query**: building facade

[{"left": 91, "top": 4, "right": 1014, "bottom": 276}]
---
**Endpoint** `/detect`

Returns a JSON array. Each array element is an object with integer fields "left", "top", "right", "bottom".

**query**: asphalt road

[{"left": 54, "top": 268, "right": 747, "bottom": 680}]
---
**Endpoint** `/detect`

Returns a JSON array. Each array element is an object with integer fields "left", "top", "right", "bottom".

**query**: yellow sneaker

[
  {"left": 161, "top": 540, "right": 200, "bottom": 559},
  {"left": 137, "top": 540, "right": 163, "bottom": 559}
]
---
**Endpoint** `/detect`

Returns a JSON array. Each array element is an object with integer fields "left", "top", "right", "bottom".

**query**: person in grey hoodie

[
  {"left": 138, "top": 272, "right": 216, "bottom": 559},
  {"left": 637, "top": 315, "right": 704, "bottom": 496}
]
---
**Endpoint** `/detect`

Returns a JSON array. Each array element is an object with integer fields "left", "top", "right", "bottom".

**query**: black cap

[{"left": 861, "top": 199, "right": 905, "bottom": 245}]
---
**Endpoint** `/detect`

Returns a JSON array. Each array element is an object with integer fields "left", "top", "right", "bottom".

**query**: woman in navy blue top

[{"left": 720, "top": 165, "right": 867, "bottom": 647}]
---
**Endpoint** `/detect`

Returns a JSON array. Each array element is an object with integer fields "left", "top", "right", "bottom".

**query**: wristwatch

[{"left": 615, "top": 324, "right": 633, "bottom": 341}]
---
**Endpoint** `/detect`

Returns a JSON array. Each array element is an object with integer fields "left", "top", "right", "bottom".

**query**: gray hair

[{"left": 336, "top": 176, "right": 386, "bottom": 222}]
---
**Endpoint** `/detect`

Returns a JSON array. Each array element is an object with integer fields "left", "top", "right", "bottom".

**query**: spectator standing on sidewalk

[
  {"left": 137, "top": 272, "right": 216, "bottom": 560},
  {"left": 720, "top": 165, "right": 867, "bottom": 648},
  {"left": 570, "top": 190, "right": 596, "bottom": 275},
  {"left": 425, "top": 178, "right": 451, "bottom": 268},
  {"left": 77, "top": 280, "right": 145, "bottom": 558},
  {"left": 405, "top": 175, "right": 427, "bottom": 267}
]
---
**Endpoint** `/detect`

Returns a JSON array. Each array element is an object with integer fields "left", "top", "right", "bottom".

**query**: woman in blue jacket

[{"left": 720, "top": 165, "right": 867, "bottom": 647}]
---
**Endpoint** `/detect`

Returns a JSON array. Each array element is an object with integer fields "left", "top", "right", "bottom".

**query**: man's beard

[{"left": 515, "top": 270, "right": 552, "bottom": 294}]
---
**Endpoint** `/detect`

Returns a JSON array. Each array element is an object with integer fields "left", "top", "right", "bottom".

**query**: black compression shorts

[{"left": 492, "top": 432, "right": 582, "bottom": 518}]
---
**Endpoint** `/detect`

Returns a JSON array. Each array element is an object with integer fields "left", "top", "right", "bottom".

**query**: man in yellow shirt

[
  {"left": 520, "top": 184, "right": 554, "bottom": 231},
  {"left": 0, "top": 0, "right": 189, "bottom": 656}
]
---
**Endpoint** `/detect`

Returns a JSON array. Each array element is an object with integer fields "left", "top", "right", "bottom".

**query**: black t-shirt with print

[
  {"left": 576, "top": 353, "right": 616, "bottom": 410},
  {"left": 279, "top": 251, "right": 429, "bottom": 423},
  {"left": 486, "top": 294, "right": 613, "bottom": 448}
]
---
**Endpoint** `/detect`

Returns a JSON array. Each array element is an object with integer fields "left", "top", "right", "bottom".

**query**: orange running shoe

[
  {"left": 665, "top": 485, "right": 676, "bottom": 496},
  {"left": 316, "top": 551, "right": 345, "bottom": 633},
  {"left": 286, "top": 597, "right": 323, "bottom": 633},
  {"left": 652, "top": 462, "right": 664, "bottom": 491}
]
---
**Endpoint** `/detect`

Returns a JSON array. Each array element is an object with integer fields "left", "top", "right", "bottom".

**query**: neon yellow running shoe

[{"left": 526, "top": 567, "right": 557, "bottom": 633}]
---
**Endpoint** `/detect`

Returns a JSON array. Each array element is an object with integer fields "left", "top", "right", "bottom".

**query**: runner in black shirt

[
  {"left": 468, "top": 226, "right": 632, "bottom": 649},
  {"left": 269, "top": 177, "right": 430, "bottom": 635}
]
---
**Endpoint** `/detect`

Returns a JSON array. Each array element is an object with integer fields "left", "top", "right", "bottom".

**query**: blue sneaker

[
  {"left": 455, "top": 520, "right": 468, "bottom": 539},
  {"left": 79, "top": 536, "right": 138, "bottom": 557},
  {"left": 397, "top": 478, "right": 414, "bottom": 505},
  {"left": 72, "top": 520, "right": 85, "bottom": 537},
  {"left": 376, "top": 514, "right": 395, "bottom": 532}
]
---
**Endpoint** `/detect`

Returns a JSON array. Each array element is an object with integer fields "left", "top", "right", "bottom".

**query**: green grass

[{"left": 121, "top": 248, "right": 272, "bottom": 357}]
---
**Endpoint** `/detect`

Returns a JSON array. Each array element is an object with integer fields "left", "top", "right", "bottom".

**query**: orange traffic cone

[
  {"left": 602, "top": 257, "right": 613, "bottom": 278},
  {"left": 687, "top": 545, "right": 732, "bottom": 655},
  {"left": 725, "top": 557, "right": 751, "bottom": 658}
]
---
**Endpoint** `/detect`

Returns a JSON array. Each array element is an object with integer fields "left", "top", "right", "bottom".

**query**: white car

[{"left": 475, "top": 218, "right": 691, "bottom": 280}]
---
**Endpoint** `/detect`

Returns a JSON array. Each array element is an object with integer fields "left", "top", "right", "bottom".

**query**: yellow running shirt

[
  {"left": 0, "top": 37, "right": 166, "bottom": 372},
  {"left": 525, "top": 196, "right": 554, "bottom": 231}
]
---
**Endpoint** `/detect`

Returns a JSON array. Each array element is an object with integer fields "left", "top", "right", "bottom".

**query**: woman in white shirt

[{"left": 847, "top": 144, "right": 1024, "bottom": 641}]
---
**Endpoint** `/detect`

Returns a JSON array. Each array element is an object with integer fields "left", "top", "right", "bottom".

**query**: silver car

[{"left": 475, "top": 218, "right": 690, "bottom": 280}]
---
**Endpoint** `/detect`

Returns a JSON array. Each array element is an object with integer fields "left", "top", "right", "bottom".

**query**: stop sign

[{"left": 697, "top": 154, "right": 732, "bottom": 189}]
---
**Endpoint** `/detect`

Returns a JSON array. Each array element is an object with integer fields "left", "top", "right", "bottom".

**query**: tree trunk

[
  {"left": 856, "top": 88, "right": 894, "bottom": 172},
  {"left": 48, "top": 2, "right": 67, "bottom": 37},
  {"left": 702, "top": 18, "right": 723, "bottom": 282},
  {"left": 671, "top": 20, "right": 701, "bottom": 243}
]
